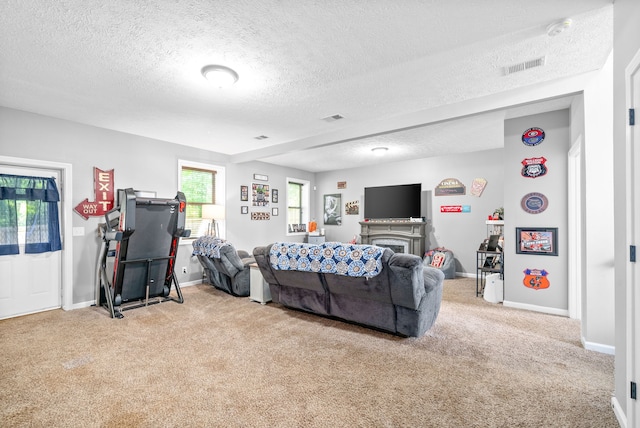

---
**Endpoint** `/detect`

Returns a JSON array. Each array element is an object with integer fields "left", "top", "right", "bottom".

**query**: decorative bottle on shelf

[{"left": 309, "top": 219, "right": 317, "bottom": 233}]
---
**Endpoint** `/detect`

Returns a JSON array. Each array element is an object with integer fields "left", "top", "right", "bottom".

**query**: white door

[{"left": 0, "top": 165, "right": 62, "bottom": 319}]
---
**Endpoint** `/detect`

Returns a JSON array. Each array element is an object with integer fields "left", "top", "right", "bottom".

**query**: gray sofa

[
  {"left": 253, "top": 242, "right": 444, "bottom": 337},
  {"left": 193, "top": 237, "right": 254, "bottom": 296}
]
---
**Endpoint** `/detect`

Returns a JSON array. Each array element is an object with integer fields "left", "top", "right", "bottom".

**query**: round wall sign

[
  {"left": 521, "top": 192, "right": 548, "bottom": 214},
  {"left": 522, "top": 127, "right": 545, "bottom": 146}
]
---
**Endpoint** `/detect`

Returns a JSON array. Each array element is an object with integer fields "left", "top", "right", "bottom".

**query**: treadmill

[{"left": 96, "top": 188, "right": 191, "bottom": 318}]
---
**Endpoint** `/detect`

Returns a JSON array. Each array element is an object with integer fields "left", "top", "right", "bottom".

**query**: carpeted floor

[{"left": 0, "top": 277, "right": 618, "bottom": 427}]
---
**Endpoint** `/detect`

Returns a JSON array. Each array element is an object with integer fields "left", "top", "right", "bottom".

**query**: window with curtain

[
  {"left": 180, "top": 166, "right": 216, "bottom": 236},
  {"left": 0, "top": 174, "right": 62, "bottom": 255}
]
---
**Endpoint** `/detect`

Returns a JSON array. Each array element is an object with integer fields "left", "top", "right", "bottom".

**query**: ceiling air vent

[
  {"left": 254, "top": 135, "right": 269, "bottom": 140},
  {"left": 322, "top": 114, "right": 345, "bottom": 122},
  {"left": 503, "top": 56, "right": 546, "bottom": 76}
]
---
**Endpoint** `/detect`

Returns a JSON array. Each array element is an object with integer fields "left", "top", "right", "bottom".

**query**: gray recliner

[{"left": 193, "top": 238, "right": 254, "bottom": 296}]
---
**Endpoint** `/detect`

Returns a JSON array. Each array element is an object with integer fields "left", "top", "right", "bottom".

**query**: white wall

[
  {"left": 504, "top": 110, "right": 570, "bottom": 314},
  {"left": 582, "top": 51, "right": 615, "bottom": 351},
  {"left": 0, "top": 107, "right": 312, "bottom": 305},
  {"left": 314, "top": 149, "right": 504, "bottom": 275},
  {"left": 224, "top": 161, "right": 315, "bottom": 252}
]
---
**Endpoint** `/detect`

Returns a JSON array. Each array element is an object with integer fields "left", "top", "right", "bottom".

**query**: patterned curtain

[{"left": 0, "top": 174, "right": 62, "bottom": 255}]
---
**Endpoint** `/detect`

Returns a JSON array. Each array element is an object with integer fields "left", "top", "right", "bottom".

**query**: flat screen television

[{"left": 364, "top": 183, "right": 422, "bottom": 219}]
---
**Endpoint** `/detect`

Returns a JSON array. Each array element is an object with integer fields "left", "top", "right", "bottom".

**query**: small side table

[
  {"left": 249, "top": 262, "right": 271, "bottom": 304},
  {"left": 306, "top": 234, "right": 326, "bottom": 244}
]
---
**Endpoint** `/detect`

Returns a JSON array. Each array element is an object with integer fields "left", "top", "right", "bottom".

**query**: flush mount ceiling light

[
  {"left": 371, "top": 147, "right": 388, "bottom": 157},
  {"left": 546, "top": 18, "right": 572, "bottom": 37},
  {"left": 201, "top": 65, "right": 239, "bottom": 88}
]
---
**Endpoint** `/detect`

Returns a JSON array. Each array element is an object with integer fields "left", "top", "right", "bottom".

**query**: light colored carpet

[{"left": 0, "top": 278, "right": 617, "bottom": 427}]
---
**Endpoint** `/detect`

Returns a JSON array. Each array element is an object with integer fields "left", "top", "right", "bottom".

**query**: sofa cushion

[{"left": 269, "top": 242, "right": 384, "bottom": 277}]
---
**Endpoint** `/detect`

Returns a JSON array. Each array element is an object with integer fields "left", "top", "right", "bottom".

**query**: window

[
  {"left": 286, "top": 177, "right": 310, "bottom": 235},
  {"left": 0, "top": 174, "right": 62, "bottom": 255},
  {"left": 288, "top": 182, "right": 302, "bottom": 225},
  {"left": 178, "top": 160, "right": 225, "bottom": 238}
]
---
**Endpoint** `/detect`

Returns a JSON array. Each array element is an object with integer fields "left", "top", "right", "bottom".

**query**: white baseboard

[
  {"left": 582, "top": 338, "right": 615, "bottom": 355},
  {"left": 456, "top": 272, "right": 476, "bottom": 278},
  {"left": 63, "top": 300, "right": 94, "bottom": 311},
  {"left": 502, "top": 300, "right": 570, "bottom": 317},
  {"left": 180, "top": 279, "right": 204, "bottom": 287},
  {"left": 611, "top": 396, "right": 627, "bottom": 428}
]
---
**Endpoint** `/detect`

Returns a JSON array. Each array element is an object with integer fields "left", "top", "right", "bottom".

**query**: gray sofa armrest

[
  {"left": 423, "top": 265, "right": 445, "bottom": 293},
  {"left": 387, "top": 252, "right": 426, "bottom": 310},
  {"left": 252, "top": 244, "right": 279, "bottom": 286}
]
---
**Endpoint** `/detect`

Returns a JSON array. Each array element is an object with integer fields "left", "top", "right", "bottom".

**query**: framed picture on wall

[
  {"left": 251, "top": 183, "right": 270, "bottom": 206},
  {"left": 272, "top": 189, "right": 278, "bottom": 203},
  {"left": 241, "top": 206, "right": 248, "bottom": 214},
  {"left": 323, "top": 193, "right": 342, "bottom": 225},
  {"left": 516, "top": 227, "right": 558, "bottom": 256},
  {"left": 240, "top": 185, "right": 248, "bottom": 201}
]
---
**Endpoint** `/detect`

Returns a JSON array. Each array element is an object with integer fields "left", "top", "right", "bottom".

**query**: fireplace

[
  {"left": 371, "top": 238, "right": 409, "bottom": 254},
  {"left": 360, "top": 220, "right": 427, "bottom": 257}
]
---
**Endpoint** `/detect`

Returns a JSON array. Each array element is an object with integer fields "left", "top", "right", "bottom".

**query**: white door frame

[
  {"left": 623, "top": 47, "right": 640, "bottom": 428},
  {"left": 0, "top": 156, "right": 73, "bottom": 311},
  {"left": 567, "top": 138, "right": 583, "bottom": 320}
]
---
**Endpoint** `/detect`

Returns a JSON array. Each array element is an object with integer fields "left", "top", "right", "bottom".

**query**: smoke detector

[{"left": 547, "top": 18, "right": 572, "bottom": 36}]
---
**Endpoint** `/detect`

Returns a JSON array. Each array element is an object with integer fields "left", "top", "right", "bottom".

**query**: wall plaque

[
  {"left": 435, "top": 178, "right": 466, "bottom": 196},
  {"left": 521, "top": 192, "right": 548, "bottom": 214},
  {"left": 521, "top": 157, "right": 548, "bottom": 178},
  {"left": 521, "top": 127, "right": 545, "bottom": 146},
  {"left": 74, "top": 167, "right": 114, "bottom": 220},
  {"left": 440, "top": 205, "right": 471, "bottom": 213},
  {"left": 523, "top": 268, "right": 550, "bottom": 290}
]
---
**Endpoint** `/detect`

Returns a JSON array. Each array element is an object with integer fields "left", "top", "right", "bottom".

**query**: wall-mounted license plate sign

[
  {"left": 521, "top": 192, "right": 548, "bottom": 214},
  {"left": 522, "top": 127, "right": 545, "bottom": 146},
  {"left": 523, "top": 268, "right": 550, "bottom": 290},
  {"left": 521, "top": 157, "right": 548, "bottom": 178},
  {"left": 440, "top": 205, "right": 471, "bottom": 213}
]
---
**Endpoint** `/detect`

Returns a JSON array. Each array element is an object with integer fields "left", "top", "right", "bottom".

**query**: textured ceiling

[{"left": 0, "top": 1, "right": 613, "bottom": 172}]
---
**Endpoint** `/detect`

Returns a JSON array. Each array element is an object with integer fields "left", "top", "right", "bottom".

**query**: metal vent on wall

[
  {"left": 503, "top": 56, "right": 546, "bottom": 76},
  {"left": 322, "top": 114, "right": 345, "bottom": 122}
]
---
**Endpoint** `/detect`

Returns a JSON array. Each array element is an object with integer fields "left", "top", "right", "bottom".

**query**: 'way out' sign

[{"left": 74, "top": 167, "right": 114, "bottom": 219}]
